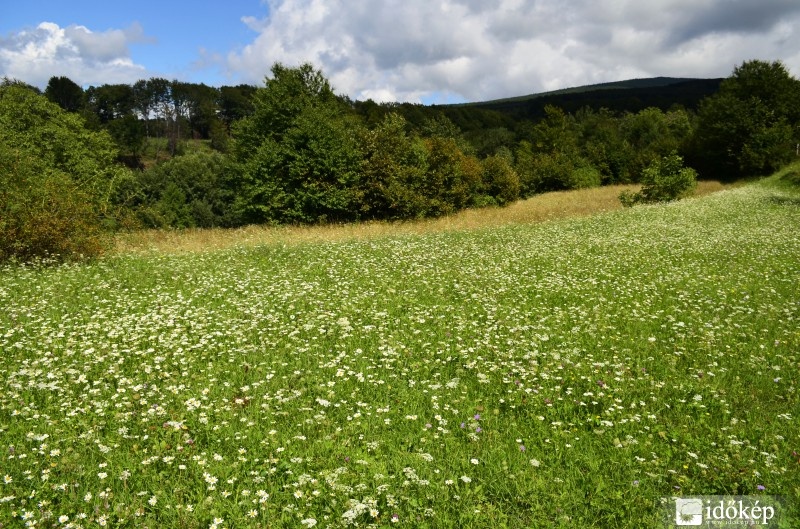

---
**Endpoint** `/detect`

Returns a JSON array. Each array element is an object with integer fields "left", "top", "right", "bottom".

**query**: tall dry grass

[{"left": 114, "top": 181, "right": 730, "bottom": 255}]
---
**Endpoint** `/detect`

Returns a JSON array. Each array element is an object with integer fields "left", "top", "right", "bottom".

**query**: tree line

[
  {"left": 42, "top": 75, "right": 257, "bottom": 163},
  {"left": 2, "top": 59, "right": 799, "bottom": 262}
]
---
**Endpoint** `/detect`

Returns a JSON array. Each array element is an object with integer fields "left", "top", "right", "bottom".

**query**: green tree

[
  {"left": 575, "top": 107, "right": 632, "bottom": 184},
  {"left": 232, "top": 63, "right": 364, "bottom": 224},
  {"left": 44, "top": 76, "right": 85, "bottom": 113},
  {"left": 620, "top": 107, "right": 693, "bottom": 180},
  {"left": 358, "top": 113, "right": 430, "bottom": 219},
  {"left": 422, "top": 137, "right": 482, "bottom": 215},
  {"left": 132, "top": 151, "right": 238, "bottom": 228},
  {"left": 146, "top": 78, "right": 173, "bottom": 159},
  {"left": 481, "top": 154, "right": 520, "bottom": 205},
  {"left": 168, "top": 80, "right": 189, "bottom": 154},
  {"left": 691, "top": 60, "right": 800, "bottom": 179},
  {"left": 85, "top": 83, "right": 135, "bottom": 124},
  {"left": 183, "top": 83, "right": 221, "bottom": 140},
  {"left": 219, "top": 84, "right": 257, "bottom": 131},
  {"left": 132, "top": 79, "right": 154, "bottom": 138},
  {"left": 466, "top": 127, "right": 516, "bottom": 158},
  {"left": 107, "top": 114, "right": 145, "bottom": 167},
  {"left": 421, "top": 114, "right": 464, "bottom": 141},
  {"left": 515, "top": 105, "right": 597, "bottom": 193},
  {"left": 530, "top": 105, "right": 579, "bottom": 154},
  {"left": 353, "top": 98, "right": 389, "bottom": 128}
]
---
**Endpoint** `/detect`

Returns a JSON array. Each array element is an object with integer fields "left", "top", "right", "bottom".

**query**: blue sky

[
  {"left": 2, "top": 1, "right": 800, "bottom": 104},
  {"left": 0, "top": 0, "right": 266, "bottom": 85}
]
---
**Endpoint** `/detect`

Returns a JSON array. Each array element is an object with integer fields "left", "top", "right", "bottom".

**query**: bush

[
  {"left": 481, "top": 154, "right": 520, "bottom": 205},
  {"left": 0, "top": 145, "right": 106, "bottom": 262},
  {"left": 0, "top": 82, "right": 125, "bottom": 262},
  {"left": 134, "top": 151, "right": 238, "bottom": 228},
  {"left": 567, "top": 165, "right": 602, "bottom": 189},
  {"left": 620, "top": 153, "right": 697, "bottom": 207}
]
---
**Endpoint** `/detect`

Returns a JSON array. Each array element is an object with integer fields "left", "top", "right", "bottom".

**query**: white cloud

[
  {"left": 226, "top": 0, "right": 800, "bottom": 103},
  {"left": 0, "top": 21, "right": 151, "bottom": 87}
]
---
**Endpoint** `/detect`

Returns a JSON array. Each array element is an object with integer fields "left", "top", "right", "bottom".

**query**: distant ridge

[
  {"left": 460, "top": 77, "right": 711, "bottom": 106},
  {"left": 443, "top": 77, "right": 724, "bottom": 119}
]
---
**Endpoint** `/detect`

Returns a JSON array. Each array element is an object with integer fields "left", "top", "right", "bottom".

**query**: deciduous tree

[
  {"left": 691, "top": 60, "right": 800, "bottom": 179},
  {"left": 233, "top": 63, "right": 364, "bottom": 224},
  {"left": 44, "top": 76, "right": 84, "bottom": 113}
]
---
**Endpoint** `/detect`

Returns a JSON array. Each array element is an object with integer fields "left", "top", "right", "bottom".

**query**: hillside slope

[{"left": 452, "top": 77, "right": 723, "bottom": 119}]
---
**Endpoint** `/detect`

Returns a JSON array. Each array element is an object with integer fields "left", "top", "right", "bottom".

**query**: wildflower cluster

[{"left": 0, "top": 181, "right": 798, "bottom": 527}]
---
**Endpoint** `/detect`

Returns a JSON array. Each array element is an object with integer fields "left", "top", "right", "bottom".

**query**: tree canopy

[
  {"left": 691, "top": 60, "right": 800, "bottom": 179},
  {"left": 232, "top": 63, "right": 365, "bottom": 223}
]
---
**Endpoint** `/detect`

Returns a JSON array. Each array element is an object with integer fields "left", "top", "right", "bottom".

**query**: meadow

[
  {"left": 0, "top": 172, "right": 798, "bottom": 528},
  {"left": 114, "top": 181, "right": 729, "bottom": 255}
]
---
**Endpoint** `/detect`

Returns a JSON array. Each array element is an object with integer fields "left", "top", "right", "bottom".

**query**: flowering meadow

[{"left": 1, "top": 175, "right": 798, "bottom": 528}]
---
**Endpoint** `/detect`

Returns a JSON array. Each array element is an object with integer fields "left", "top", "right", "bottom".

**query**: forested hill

[
  {"left": 367, "top": 77, "right": 725, "bottom": 137},
  {"left": 443, "top": 77, "right": 724, "bottom": 120}
]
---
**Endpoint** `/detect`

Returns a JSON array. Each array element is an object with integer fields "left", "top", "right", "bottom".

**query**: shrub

[
  {"left": 0, "top": 82, "right": 124, "bottom": 262},
  {"left": 134, "top": 151, "right": 238, "bottom": 228},
  {"left": 481, "top": 154, "right": 520, "bottom": 205},
  {"left": 567, "top": 165, "right": 602, "bottom": 189},
  {"left": 620, "top": 153, "right": 697, "bottom": 207},
  {"left": 0, "top": 145, "right": 106, "bottom": 262}
]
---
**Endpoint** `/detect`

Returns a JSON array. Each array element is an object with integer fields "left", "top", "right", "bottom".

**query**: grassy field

[{"left": 1, "top": 172, "right": 798, "bottom": 528}]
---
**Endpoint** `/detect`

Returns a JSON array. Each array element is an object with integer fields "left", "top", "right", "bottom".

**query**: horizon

[
  {"left": 2, "top": 1, "right": 799, "bottom": 104},
  {"left": 7, "top": 70, "right": 727, "bottom": 108}
]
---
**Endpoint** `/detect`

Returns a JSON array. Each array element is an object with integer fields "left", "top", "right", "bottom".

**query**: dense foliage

[
  {"left": 690, "top": 60, "right": 800, "bottom": 180},
  {"left": 132, "top": 151, "right": 238, "bottom": 228},
  {"left": 232, "top": 64, "right": 365, "bottom": 224},
  {"left": 0, "top": 81, "right": 130, "bottom": 262},
  {"left": 1, "top": 59, "right": 799, "bottom": 262},
  {"left": 619, "top": 153, "right": 698, "bottom": 206}
]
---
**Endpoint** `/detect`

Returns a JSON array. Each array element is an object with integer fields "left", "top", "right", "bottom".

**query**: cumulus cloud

[
  {"left": 0, "top": 21, "right": 152, "bottom": 87},
  {"left": 227, "top": 0, "right": 800, "bottom": 103}
]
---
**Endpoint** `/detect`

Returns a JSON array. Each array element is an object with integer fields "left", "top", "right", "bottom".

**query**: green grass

[{"left": 1, "top": 171, "right": 799, "bottom": 528}]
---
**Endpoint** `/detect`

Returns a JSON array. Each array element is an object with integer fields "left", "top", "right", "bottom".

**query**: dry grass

[{"left": 113, "top": 180, "right": 731, "bottom": 255}]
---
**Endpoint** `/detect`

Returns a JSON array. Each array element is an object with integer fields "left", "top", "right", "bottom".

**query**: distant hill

[
  {"left": 465, "top": 77, "right": 711, "bottom": 105},
  {"left": 353, "top": 76, "right": 725, "bottom": 139},
  {"left": 439, "top": 77, "right": 724, "bottom": 120}
]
